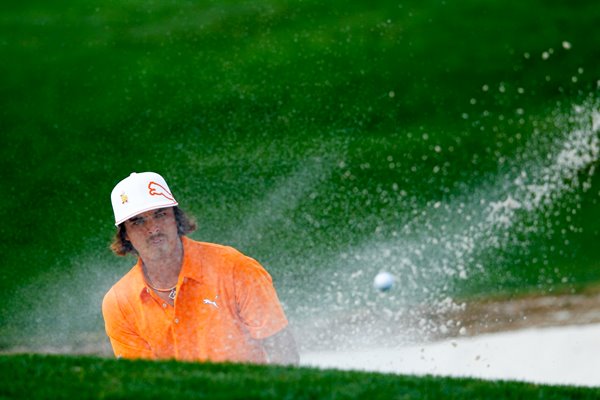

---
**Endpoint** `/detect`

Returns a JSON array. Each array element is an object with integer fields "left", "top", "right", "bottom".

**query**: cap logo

[
  {"left": 148, "top": 181, "right": 175, "bottom": 202},
  {"left": 120, "top": 193, "right": 128, "bottom": 204}
]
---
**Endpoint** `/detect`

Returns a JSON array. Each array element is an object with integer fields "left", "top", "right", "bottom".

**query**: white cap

[{"left": 110, "top": 172, "right": 178, "bottom": 226}]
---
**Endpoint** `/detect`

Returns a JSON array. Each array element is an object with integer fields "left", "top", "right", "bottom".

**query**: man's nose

[{"left": 146, "top": 219, "right": 160, "bottom": 234}]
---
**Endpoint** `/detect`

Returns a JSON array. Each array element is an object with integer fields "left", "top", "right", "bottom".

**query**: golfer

[{"left": 102, "top": 172, "right": 299, "bottom": 364}]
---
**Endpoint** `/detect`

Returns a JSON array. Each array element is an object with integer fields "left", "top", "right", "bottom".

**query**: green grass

[
  {"left": 1, "top": 354, "right": 599, "bottom": 400},
  {"left": 0, "top": 0, "right": 599, "bottom": 358}
]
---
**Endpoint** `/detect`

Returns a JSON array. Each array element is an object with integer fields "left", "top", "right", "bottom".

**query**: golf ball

[{"left": 373, "top": 271, "right": 395, "bottom": 291}]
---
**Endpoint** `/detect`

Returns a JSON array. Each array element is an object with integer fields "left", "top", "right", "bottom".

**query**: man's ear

[{"left": 121, "top": 224, "right": 129, "bottom": 242}]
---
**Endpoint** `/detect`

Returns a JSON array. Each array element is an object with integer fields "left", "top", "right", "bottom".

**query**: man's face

[{"left": 123, "top": 207, "right": 180, "bottom": 262}]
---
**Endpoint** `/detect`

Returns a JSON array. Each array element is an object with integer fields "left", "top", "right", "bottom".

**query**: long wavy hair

[{"left": 110, "top": 206, "right": 197, "bottom": 256}]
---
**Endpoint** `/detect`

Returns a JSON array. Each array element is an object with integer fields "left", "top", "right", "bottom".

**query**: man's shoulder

[
  {"left": 184, "top": 237, "right": 246, "bottom": 261},
  {"left": 183, "top": 237, "right": 265, "bottom": 277},
  {"left": 104, "top": 263, "right": 143, "bottom": 302}
]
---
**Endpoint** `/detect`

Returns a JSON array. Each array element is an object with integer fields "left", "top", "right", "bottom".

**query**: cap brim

[{"left": 114, "top": 201, "right": 179, "bottom": 226}]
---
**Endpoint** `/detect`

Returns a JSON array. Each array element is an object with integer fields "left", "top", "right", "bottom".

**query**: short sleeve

[
  {"left": 102, "top": 289, "right": 154, "bottom": 359},
  {"left": 233, "top": 256, "right": 289, "bottom": 340}
]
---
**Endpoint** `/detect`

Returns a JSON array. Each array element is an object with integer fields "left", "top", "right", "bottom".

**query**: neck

[{"left": 141, "top": 238, "right": 183, "bottom": 288}]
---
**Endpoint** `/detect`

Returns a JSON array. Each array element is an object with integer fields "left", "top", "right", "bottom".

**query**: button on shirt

[{"left": 102, "top": 237, "right": 289, "bottom": 363}]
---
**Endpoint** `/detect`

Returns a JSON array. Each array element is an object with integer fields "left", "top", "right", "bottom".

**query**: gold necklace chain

[
  {"left": 142, "top": 264, "right": 177, "bottom": 299},
  {"left": 146, "top": 280, "right": 177, "bottom": 300},
  {"left": 146, "top": 282, "right": 176, "bottom": 292}
]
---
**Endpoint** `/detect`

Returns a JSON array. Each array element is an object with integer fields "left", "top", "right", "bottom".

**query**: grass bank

[{"left": 1, "top": 354, "right": 599, "bottom": 400}]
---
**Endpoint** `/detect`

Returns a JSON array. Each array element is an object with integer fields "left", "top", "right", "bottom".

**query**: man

[{"left": 102, "top": 172, "right": 299, "bottom": 365}]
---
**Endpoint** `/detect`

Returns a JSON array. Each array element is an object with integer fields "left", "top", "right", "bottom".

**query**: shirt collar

[
  {"left": 179, "top": 236, "right": 204, "bottom": 283},
  {"left": 134, "top": 259, "right": 152, "bottom": 300}
]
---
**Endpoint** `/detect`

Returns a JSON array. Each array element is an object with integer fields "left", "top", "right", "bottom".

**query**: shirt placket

[
  {"left": 171, "top": 277, "right": 188, "bottom": 359},
  {"left": 144, "top": 286, "right": 177, "bottom": 357}
]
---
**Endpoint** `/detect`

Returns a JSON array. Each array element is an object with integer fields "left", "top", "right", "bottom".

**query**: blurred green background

[{"left": 1, "top": 0, "right": 598, "bottom": 351}]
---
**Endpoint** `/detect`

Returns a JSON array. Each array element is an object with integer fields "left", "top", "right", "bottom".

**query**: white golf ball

[{"left": 373, "top": 271, "right": 395, "bottom": 291}]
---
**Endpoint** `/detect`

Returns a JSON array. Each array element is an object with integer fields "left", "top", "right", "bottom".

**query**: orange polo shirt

[{"left": 102, "top": 236, "right": 288, "bottom": 363}]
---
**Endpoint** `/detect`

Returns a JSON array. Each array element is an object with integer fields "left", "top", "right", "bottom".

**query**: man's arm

[
  {"left": 102, "top": 289, "right": 154, "bottom": 359},
  {"left": 261, "top": 327, "right": 300, "bottom": 365}
]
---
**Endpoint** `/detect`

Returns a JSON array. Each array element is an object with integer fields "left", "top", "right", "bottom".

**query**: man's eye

[{"left": 132, "top": 219, "right": 144, "bottom": 225}]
